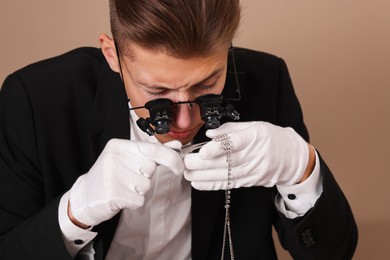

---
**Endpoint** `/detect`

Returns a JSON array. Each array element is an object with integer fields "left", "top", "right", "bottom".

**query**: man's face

[{"left": 120, "top": 44, "right": 228, "bottom": 144}]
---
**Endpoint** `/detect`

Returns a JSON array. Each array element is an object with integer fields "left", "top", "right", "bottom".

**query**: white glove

[
  {"left": 69, "top": 139, "right": 184, "bottom": 227},
  {"left": 184, "top": 122, "right": 309, "bottom": 190}
]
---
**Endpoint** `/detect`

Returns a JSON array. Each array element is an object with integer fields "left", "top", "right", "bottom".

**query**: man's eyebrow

[
  {"left": 192, "top": 67, "right": 225, "bottom": 86},
  {"left": 138, "top": 67, "right": 225, "bottom": 89}
]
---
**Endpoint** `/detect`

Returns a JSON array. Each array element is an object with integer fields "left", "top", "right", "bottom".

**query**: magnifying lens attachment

[
  {"left": 195, "top": 94, "right": 223, "bottom": 129},
  {"left": 144, "top": 98, "right": 173, "bottom": 134}
]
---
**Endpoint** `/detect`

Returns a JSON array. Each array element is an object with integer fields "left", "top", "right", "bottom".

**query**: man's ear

[{"left": 99, "top": 33, "right": 121, "bottom": 73}]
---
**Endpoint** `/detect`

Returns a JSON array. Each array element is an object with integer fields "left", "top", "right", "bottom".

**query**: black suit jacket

[{"left": 0, "top": 47, "right": 357, "bottom": 259}]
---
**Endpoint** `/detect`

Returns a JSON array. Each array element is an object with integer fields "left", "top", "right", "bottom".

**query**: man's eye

[
  {"left": 148, "top": 91, "right": 163, "bottom": 96},
  {"left": 147, "top": 89, "right": 168, "bottom": 96},
  {"left": 199, "top": 82, "right": 217, "bottom": 90}
]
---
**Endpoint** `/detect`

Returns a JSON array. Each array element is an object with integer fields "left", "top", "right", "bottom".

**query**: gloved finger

[
  {"left": 203, "top": 122, "right": 264, "bottom": 156},
  {"left": 163, "top": 140, "right": 182, "bottom": 150},
  {"left": 112, "top": 192, "right": 146, "bottom": 209},
  {"left": 184, "top": 165, "right": 251, "bottom": 183},
  {"left": 90, "top": 154, "right": 153, "bottom": 195},
  {"left": 118, "top": 153, "right": 157, "bottom": 178},
  {"left": 189, "top": 180, "right": 228, "bottom": 191},
  {"left": 114, "top": 192, "right": 145, "bottom": 209},
  {"left": 98, "top": 141, "right": 157, "bottom": 178},
  {"left": 197, "top": 140, "right": 226, "bottom": 159},
  {"left": 137, "top": 142, "right": 185, "bottom": 175},
  {"left": 184, "top": 152, "right": 236, "bottom": 170},
  {"left": 205, "top": 121, "right": 257, "bottom": 138},
  {"left": 184, "top": 167, "right": 225, "bottom": 180},
  {"left": 104, "top": 139, "right": 178, "bottom": 177},
  {"left": 114, "top": 158, "right": 154, "bottom": 193},
  {"left": 196, "top": 138, "right": 253, "bottom": 160},
  {"left": 188, "top": 177, "right": 273, "bottom": 191},
  {"left": 184, "top": 168, "right": 244, "bottom": 191},
  {"left": 184, "top": 166, "right": 270, "bottom": 190}
]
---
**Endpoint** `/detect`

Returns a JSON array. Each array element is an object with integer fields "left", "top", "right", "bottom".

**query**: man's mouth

[{"left": 167, "top": 129, "right": 193, "bottom": 140}]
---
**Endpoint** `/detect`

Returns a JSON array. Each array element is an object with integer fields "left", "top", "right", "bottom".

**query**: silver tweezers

[{"left": 178, "top": 141, "right": 208, "bottom": 155}]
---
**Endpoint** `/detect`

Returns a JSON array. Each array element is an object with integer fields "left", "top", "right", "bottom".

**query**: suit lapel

[
  {"left": 87, "top": 60, "right": 130, "bottom": 259},
  {"left": 88, "top": 61, "right": 130, "bottom": 158}
]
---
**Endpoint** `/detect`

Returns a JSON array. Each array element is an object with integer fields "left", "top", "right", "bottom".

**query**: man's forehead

[
  {"left": 125, "top": 47, "right": 226, "bottom": 73},
  {"left": 136, "top": 66, "right": 226, "bottom": 90},
  {"left": 121, "top": 42, "right": 229, "bottom": 62}
]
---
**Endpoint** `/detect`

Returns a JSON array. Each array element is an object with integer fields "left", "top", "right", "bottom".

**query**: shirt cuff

[
  {"left": 275, "top": 149, "right": 323, "bottom": 219},
  {"left": 58, "top": 191, "right": 97, "bottom": 258}
]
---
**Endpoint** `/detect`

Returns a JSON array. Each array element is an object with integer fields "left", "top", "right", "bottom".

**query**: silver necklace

[
  {"left": 214, "top": 133, "right": 235, "bottom": 260},
  {"left": 179, "top": 136, "right": 235, "bottom": 259}
]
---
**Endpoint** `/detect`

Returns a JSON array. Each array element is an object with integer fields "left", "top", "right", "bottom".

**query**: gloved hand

[
  {"left": 69, "top": 139, "right": 184, "bottom": 227},
  {"left": 184, "top": 122, "right": 309, "bottom": 190}
]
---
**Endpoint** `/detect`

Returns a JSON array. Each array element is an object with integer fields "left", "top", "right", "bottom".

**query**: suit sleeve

[
  {"left": 273, "top": 58, "right": 358, "bottom": 259},
  {"left": 0, "top": 74, "right": 72, "bottom": 259}
]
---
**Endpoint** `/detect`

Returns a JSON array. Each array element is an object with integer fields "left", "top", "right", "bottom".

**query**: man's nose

[{"left": 172, "top": 102, "right": 194, "bottom": 129}]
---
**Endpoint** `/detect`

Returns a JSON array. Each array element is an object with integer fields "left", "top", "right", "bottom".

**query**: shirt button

[
  {"left": 74, "top": 239, "right": 84, "bottom": 245},
  {"left": 287, "top": 194, "right": 296, "bottom": 200}
]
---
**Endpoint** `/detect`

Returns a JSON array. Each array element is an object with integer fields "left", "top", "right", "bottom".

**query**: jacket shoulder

[
  {"left": 232, "top": 47, "right": 282, "bottom": 71},
  {"left": 15, "top": 47, "right": 104, "bottom": 76},
  {"left": 2, "top": 47, "right": 107, "bottom": 98}
]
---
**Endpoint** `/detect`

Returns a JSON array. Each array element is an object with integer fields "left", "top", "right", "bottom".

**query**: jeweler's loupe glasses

[{"left": 129, "top": 94, "right": 240, "bottom": 136}]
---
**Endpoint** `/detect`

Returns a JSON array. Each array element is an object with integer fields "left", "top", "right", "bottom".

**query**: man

[{"left": 0, "top": 0, "right": 357, "bottom": 259}]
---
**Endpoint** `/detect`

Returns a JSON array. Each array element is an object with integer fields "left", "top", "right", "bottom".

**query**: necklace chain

[{"left": 214, "top": 134, "right": 235, "bottom": 260}]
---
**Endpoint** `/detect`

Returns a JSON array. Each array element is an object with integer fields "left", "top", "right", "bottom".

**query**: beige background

[{"left": 1, "top": 0, "right": 389, "bottom": 259}]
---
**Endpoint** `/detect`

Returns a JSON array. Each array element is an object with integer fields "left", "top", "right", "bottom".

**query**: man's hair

[{"left": 109, "top": 0, "right": 241, "bottom": 58}]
